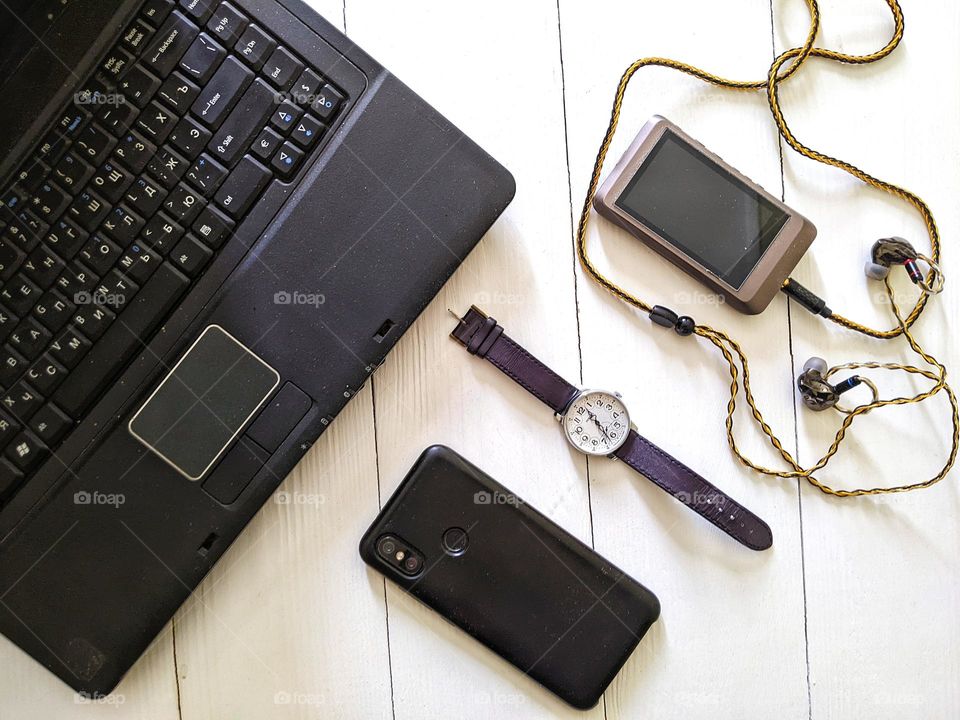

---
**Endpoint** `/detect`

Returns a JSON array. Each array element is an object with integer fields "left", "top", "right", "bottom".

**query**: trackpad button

[{"left": 129, "top": 325, "right": 280, "bottom": 480}]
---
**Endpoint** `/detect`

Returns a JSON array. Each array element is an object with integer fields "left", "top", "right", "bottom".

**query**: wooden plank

[
  {"left": 344, "top": 0, "right": 592, "bottom": 717},
  {"left": 773, "top": 1, "right": 960, "bottom": 718},
  {"left": 169, "top": 5, "right": 393, "bottom": 720},
  {"left": 560, "top": 0, "right": 809, "bottom": 717}
]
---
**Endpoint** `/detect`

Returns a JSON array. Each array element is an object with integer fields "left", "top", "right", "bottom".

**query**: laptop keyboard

[{"left": 0, "top": 0, "right": 347, "bottom": 504}]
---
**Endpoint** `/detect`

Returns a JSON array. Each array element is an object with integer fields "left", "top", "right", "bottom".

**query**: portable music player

[{"left": 594, "top": 116, "right": 816, "bottom": 314}]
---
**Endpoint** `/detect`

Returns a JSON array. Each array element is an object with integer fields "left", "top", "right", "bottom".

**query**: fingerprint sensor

[{"left": 441, "top": 527, "right": 469, "bottom": 556}]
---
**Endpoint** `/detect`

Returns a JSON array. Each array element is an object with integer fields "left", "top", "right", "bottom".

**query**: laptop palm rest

[{"left": 128, "top": 325, "right": 279, "bottom": 480}]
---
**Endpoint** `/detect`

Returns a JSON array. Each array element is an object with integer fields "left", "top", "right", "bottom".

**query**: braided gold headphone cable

[{"left": 575, "top": 0, "right": 959, "bottom": 496}]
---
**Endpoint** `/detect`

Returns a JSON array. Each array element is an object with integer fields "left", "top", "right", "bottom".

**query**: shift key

[
  {"left": 191, "top": 57, "right": 252, "bottom": 129},
  {"left": 208, "top": 79, "right": 276, "bottom": 167}
]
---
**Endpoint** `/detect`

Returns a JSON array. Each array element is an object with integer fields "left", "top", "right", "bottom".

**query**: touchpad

[{"left": 129, "top": 325, "right": 280, "bottom": 480}]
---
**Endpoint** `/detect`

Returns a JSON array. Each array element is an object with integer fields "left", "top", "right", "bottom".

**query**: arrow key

[
  {"left": 291, "top": 114, "right": 324, "bottom": 149},
  {"left": 269, "top": 101, "right": 302, "bottom": 134},
  {"left": 270, "top": 142, "right": 304, "bottom": 178}
]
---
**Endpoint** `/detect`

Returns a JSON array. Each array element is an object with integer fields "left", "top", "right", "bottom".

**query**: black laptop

[{"left": 0, "top": 0, "right": 514, "bottom": 695}]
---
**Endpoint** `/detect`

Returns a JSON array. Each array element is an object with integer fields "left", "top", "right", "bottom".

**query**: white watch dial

[{"left": 562, "top": 390, "right": 630, "bottom": 456}]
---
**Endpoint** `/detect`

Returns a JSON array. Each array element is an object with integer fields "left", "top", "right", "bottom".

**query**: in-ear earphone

[
  {"left": 864, "top": 236, "right": 944, "bottom": 294},
  {"left": 796, "top": 357, "right": 879, "bottom": 414}
]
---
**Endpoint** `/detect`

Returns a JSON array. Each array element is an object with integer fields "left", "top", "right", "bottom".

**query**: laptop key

[
  {"left": 22, "top": 245, "right": 65, "bottom": 289},
  {"left": 163, "top": 183, "right": 204, "bottom": 224},
  {"left": 52, "top": 153, "right": 94, "bottom": 192},
  {"left": 45, "top": 218, "right": 88, "bottom": 260},
  {"left": 263, "top": 47, "right": 302, "bottom": 91},
  {"left": 8, "top": 319, "right": 50, "bottom": 362},
  {"left": 68, "top": 190, "right": 111, "bottom": 233},
  {"left": 186, "top": 154, "right": 227, "bottom": 197},
  {"left": 207, "top": 3, "right": 248, "bottom": 46},
  {"left": 29, "top": 402, "right": 73, "bottom": 445},
  {"left": 0, "top": 413, "right": 20, "bottom": 447},
  {"left": 49, "top": 328, "right": 91, "bottom": 370},
  {"left": 234, "top": 24, "right": 274, "bottom": 70},
  {"left": 290, "top": 115, "right": 324, "bottom": 149},
  {"left": 191, "top": 205, "right": 233, "bottom": 248},
  {"left": 125, "top": 176, "right": 168, "bottom": 217},
  {"left": 141, "top": 213, "right": 184, "bottom": 253},
  {"left": 312, "top": 83, "right": 345, "bottom": 122},
  {"left": 101, "top": 46, "right": 135, "bottom": 82},
  {"left": 118, "top": 243, "right": 161, "bottom": 284},
  {"left": 72, "top": 303, "right": 115, "bottom": 342},
  {"left": 2, "top": 382, "right": 43, "bottom": 421},
  {"left": 122, "top": 20, "right": 156, "bottom": 55},
  {"left": 27, "top": 358, "right": 67, "bottom": 396},
  {"left": 32, "top": 291, "right": 75, "bottom": 333},
  {"left": 170, "top": 234, "right": 212, "bottom": 277},
  {"left": 179, "top": 33, "right": 226, "bottom": 85},
  {"left": 114, "top": 131, "right": 157, "bottom": 174},
  {"left": 180, "top": 0, "right": 215, "bottom": 23},
  {"left": 0, "top": 347, "right": 26, "bottom": 387},
  {"left": 158, "top": 72, "right": 200, "bottom": 113},
  {"left": 32, "top": 182, "right": 71, "bottom": 222},
  {"left": 53, "top": 262, "right": 189, "bottom": 417},
  {"left": 120, "top": 65, "right": 161, "bottom": 110},
  {"left": 141, "top": 0, "right": 175, "bottom": 28},
  {"left": 169, "top": 116, "right": 212, "bottom": 160},
  {"left": 102, "top": 206, "right": 145, "bottom": 247},
  {"left": 137, "top": 101, "right": 177, "bottom": 144},
  {"left": 5, "top": 432, "right": 49, "bottom": 474},
  {"left": 0, "top": 305, "right": 17, "bottom": 341},
  {"left": 75, "top": 124, "right": 117, "bottom": 165},
  {"left": 90, "top": 162, "right": 134, "bottom": 205},
  {"left": 144, "top": 11, "right": 199, "bottom": 78},
  {"left": 270, "top": 142, "right": 303, "bottom": 177},
  {"left": 208, "top": 78, "right": 275, "bottom": 167},
  {"left": 251, "top": 127, "right": 283, "bottom": 161},
  {"left": 214, "top": 155, "right": 271, "bottom": 219},
  {"left": 97, "top": 101, "right": 139, "bottom": 135},
  {"left": 191, "top": 56, "right": 252, "bottom": 128},
  {"left": 0, "top": 243, "right": 24, "bottom": 283},
  {"left": 1, "top": 275, "right": 41, "bottom": 316},
  {"left": 147, "top": 146, "right": 189, "bottom": 190}
]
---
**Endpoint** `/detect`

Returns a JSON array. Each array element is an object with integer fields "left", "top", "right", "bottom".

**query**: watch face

[{"left": 562, "top": 390, "right": 630, "bottom": 456}]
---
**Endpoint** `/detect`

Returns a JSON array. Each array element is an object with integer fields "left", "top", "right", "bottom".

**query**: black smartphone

[{"left": 359, "top": 445, "right": 661, "bottom": 710}]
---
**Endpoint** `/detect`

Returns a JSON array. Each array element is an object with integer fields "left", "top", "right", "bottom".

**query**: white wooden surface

[{"left": 2, "top": 1, "right": 959, "bottom": 718}]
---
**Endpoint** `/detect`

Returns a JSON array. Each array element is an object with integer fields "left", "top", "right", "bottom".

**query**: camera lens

[
  {"left": 403, "top": 555, "right": 421, "bottom": 573},
  {"left": 379, "top": 538, "right": 396, "bottom": 557}
]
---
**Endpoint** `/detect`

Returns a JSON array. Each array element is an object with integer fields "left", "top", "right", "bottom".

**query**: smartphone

[
  {"left": 359, "top": 445, "right": 661, "bottom": 710},
  {"left": 594, "top": 115, "right": 816, "bottom": 314}
]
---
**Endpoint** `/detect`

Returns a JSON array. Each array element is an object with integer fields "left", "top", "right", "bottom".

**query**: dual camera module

[{"left": 377, "top": 535, "right": 423, "bottom": 576}]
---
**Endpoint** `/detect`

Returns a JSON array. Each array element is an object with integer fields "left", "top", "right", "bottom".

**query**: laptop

[{"left": 0, "top": 0, "right": 514, "bottom": 695}]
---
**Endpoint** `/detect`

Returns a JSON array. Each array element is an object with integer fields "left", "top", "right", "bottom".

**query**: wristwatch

[{"left": 450, "top": 306, "right": 772, "bottom": 551}]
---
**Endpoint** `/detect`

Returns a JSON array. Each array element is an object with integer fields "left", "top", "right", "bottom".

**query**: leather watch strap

[
  {"left": 451, "top": 306, "right": 772, "bottom": 551},
  {"left": 451, "top": 306, "right": 579, "bottom": 414},
  {"left": 613, "top": 429, "right": 773, "bottom": 551}
]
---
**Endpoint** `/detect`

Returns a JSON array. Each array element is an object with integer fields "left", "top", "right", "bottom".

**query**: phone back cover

[{"left": 359, "top": 445, "right": 661, "bottom": 709}]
